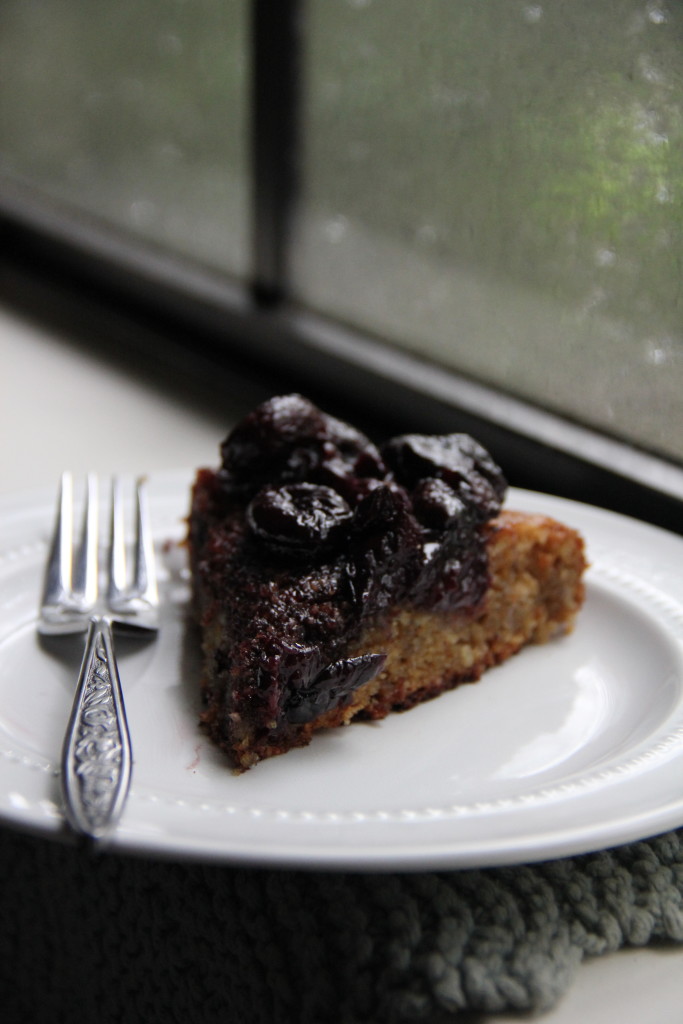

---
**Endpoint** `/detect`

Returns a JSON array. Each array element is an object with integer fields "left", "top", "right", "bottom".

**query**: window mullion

[{"left": 250, "top": 0, "right": 302, "bottom": 305}]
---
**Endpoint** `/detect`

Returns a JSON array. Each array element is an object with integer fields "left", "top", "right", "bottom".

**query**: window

[
  {"left": 0, "top": 0, "right": 249, "bottom": 274},
  {"left": 0, "top": 1, "right": 681, "bottom": 524},
  {"left": 294, "top": 1, "right": 683, "bottom": 462}
]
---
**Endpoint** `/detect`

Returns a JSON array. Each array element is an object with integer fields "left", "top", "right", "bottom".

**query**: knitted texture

[{"left": 2, "top": 826, "right": 683, "bottom": 1024}]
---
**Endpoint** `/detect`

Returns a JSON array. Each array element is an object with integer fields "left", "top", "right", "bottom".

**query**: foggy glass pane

[
  {"left": 0, "top": 0, "right": 248, "bottom": 276},
  {"left": 294, "top": 1, "right": 683, "bottom": 461}
]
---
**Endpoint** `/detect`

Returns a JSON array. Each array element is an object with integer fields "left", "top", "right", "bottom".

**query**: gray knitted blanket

[{"left": 2, "top": 826, "right": 683, "bottom": 1023}]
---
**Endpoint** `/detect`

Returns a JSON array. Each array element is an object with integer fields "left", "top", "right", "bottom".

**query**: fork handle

[{"left": 61, "top": 617, "right": 132, "bottom": 840}]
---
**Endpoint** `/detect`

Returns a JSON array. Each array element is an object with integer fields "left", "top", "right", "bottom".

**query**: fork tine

[
  {"left": 107, "top": 476, "right": 127, "bottom": 605},
  {"left": 71, "top": 473, "right": 98, "bottom": 609},
  {"left": 132, "top": 476, "right": 158, "bottom": 607},
  {"left": 41, "top": 471, "right": 74, "bottom": 611}
]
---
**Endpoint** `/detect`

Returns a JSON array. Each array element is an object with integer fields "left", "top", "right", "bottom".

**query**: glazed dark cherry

[
  {"left": 246, "top": 482, "right": 353, "bottom": 553},
  {"left": 343, "top": 484, "right": 425, "bottom": 608},
  {"left": 284, "top": 652, "right": 387, "bottom": 724},
  {"left": 411, "top": 477, "right": 473, "bottom": 533},
  {"left": 221, "top": 393, "right": 386, "bottom": 496},
  {"left": 239, "top": 634, "right": 387, "bottom": 725},
  {"left": 382, "top": 433, "right": 506, "bottom": 522}
]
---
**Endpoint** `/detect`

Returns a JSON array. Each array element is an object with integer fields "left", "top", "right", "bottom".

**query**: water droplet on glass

[
  {"left": 638, "top": 55, "right": 665, "bottom": 85},
  {"left": 159, "top": 32, "right": 183, "bottom": 56},
  {"left": 647, "top": 5, "right": 667, "bottom": 25},
  {"left": 415, "top": 224, "right": 438, "bottom": 246},
  {"left": 595, "top": 248, "right": 616, "bottom": 268},
  {"left": 523, "top": 5, "right": 543, "bottom": 23},
  {"left": 324, "top": 216, "right": 349, "bottom": 244},
  {"left": 645, "top": 337, "right": 674, "bottom": 366},
  {"left": 158, "top": 142, "right": 183, "bottom": 165},
  {"left": 129, "top": 200, "right": 158, "bottom": 227},
  {"left": 581, "top": 287, "right": 606, "bottom": 315}
]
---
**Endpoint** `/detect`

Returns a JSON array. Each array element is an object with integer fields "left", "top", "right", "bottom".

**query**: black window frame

[{"left": 1, "top": 0, "right": 681, "bottom": 535}]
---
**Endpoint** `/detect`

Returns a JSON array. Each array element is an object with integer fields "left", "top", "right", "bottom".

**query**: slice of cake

[{"left": 188, "top": 395, "right": 586, "bottom": 771}]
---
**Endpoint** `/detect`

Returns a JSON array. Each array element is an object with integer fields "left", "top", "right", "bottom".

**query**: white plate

[{"left": 1, "top": 472, "right": 683, "bottom": 870}]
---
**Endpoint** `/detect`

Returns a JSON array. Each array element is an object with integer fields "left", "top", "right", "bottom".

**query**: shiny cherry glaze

[
  {"left": 382, "top": 433, "right": 506, "bottom": 522},
  {"left": 220, "top": 393, "right": 387, "bottom": 497},
  {"left": 247, "top": 483, "right": 353, "bottom": 555},
  {"left": 197, "top": 395, "right": 507, "bottom": 727}
]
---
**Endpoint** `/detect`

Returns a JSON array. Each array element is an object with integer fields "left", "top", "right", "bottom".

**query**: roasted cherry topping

[
  {"left": 382, "top": 433, "right": 506, "bottom": 522},
  {"left": 239, "top": 635, "right": 386, "bottom": 725},
  {"left": 220, "top": 394, "right": 386, "bottom": 496},
  {"left": 424, "top": 542, "right": 489, "bottom": 611},
  {"left": 285, "top": 652, "right": 387, "bottom": 724},
  {"left": 411, "top": 477, "right": 472, "bottom": 533},
  {"left": 344, "top": 485, "right": 424, "bottom": 607},
  {"left": 240, "top": 636, "right": 323, "bottom": 723},
  {"left": 247, "top": 482, "right": 353, "bottom": 554}
]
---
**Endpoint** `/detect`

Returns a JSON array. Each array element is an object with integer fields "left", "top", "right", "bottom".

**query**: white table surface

[{"left": 2, "top": 300, "right": 682, "bottom": 1022}]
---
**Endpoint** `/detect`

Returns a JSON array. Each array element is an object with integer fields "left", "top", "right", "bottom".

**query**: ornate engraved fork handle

[{"left": 61, "top": 617, "right": 132, "bottom": 840}]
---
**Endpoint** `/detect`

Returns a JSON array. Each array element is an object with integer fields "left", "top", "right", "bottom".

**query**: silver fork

[{"left": 39, "top": 472, "right": 158, "bottom": 841}]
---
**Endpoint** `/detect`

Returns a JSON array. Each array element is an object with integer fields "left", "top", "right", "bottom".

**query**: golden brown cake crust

[
  {"left": 345, "top": 510, "right": 586, "bottom": 716},
  {"left": 213, "top": 510, "right": 587, "bottom": 768}
]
